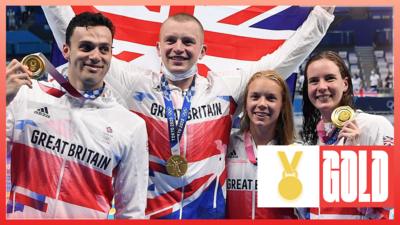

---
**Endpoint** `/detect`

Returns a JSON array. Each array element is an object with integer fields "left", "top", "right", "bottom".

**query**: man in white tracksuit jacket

[{"left": 6, "top": 12, "right": 148, "bottom": 219}]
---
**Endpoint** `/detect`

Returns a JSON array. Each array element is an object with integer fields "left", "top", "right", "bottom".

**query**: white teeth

[
  {"left": 317, "top": 95, "right": 330, "bottom": 101},
  {"left": 170, "top": 56, "right": 187, "bottom": 60}
]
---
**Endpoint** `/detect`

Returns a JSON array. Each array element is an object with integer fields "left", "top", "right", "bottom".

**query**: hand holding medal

[
  {"left": 6, "top": 58, "right": 34, "bottom": 105},
  {"left": 331, "top": 106, "right": 360, "bottom": 145},
  {"left": 331, "top": 106, "right": 355, "bottom": 128},
  {"left": 21, "top": 54, "right": 46, "bottom": 80},
  {"left": 20, "top": 53, "right": 85, "bottom": 100}
]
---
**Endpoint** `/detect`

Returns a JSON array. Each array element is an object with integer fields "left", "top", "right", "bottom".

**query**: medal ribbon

[
  {"left": 277, "top": 151, "right": 302, "bottom": 174},
  {"left": 244, "top": 131, "right": 257, "bottom": 165},
  {"left": 161, "top": 75, "right": 195, "bottom": 155},
  {"left": 324, "top": 128, "right": 340, "bottom": 145},
  {"left": 316, "top": 119, "right": 340, "bottom": 145},
  {"left": 35, "top": 53, "right": 85, "bottom": 100}
]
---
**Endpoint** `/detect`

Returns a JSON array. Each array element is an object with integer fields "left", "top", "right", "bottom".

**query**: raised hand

[
  {"left": 6, "top": 59, "right": 32, "bottom": 105},
  {"left": 339, "top": 119, "right": 361, "bottom": 145}
]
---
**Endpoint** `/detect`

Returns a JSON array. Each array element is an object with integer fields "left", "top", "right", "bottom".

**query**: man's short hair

[
  {"left": 66, "top": 12, "right": 115, "bottom": 45},
  {"left": 161, "top": 13, "right": 204, "bottom": 41},
  {"left": 167, "top": 13, "right": 204, "bottom": 33}
]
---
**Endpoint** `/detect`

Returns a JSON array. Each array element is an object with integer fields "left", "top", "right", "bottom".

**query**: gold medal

[
  {"left": 21, "top": 54, "right": 46, "bottom": 79},
  {"left": 277, "top": 151, "right": 303, "bottom": 200},
  {"left": 331, "top": 106, "right": 355, "bottom": 128},
  {"left": 278, "top": 172, "right": 302, "bottom": 200},
  {"left": 166, "top": 155, "right": 188, "bottom": 177}
]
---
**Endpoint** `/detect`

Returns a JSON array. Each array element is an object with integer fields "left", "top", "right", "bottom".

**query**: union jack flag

[
  {"left": 383, "top": 135, "right": 394, "bottom": 146},
  {"left": 52, "top": 6, "right": 312, "bottom": 92}
]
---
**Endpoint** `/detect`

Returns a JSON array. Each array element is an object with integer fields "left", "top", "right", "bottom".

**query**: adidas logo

[
  {"left": 227, "top": 149, "right": 238, "bottom": 159},
  {"left": 34, "top": 107, "right": 50, "bottom": 118}
]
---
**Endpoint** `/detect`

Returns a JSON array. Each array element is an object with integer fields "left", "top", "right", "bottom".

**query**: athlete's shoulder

[{"left": 355, "top": 110, "right": 392, "bottom": 128}]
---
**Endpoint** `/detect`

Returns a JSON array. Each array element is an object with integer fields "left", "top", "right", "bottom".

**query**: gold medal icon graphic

[
  {"left": 21, "top": 54, "right": 46, "bottom": 80},
  {"left": 277, "top": 151, "right": 303, "bottom": 200},
  {"left": 166, "top": 155, "right": 188, "bottom": 177},
  {"left": 331, "top": 106, "right": 355, "bottom": 128},
  {"left": 278, "top": 171, "right": 302, "bottom": 200}
]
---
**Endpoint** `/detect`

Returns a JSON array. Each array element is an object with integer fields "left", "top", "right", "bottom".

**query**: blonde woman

[{"left": 226, "top": 70, "right": 302, "bottom": 219}]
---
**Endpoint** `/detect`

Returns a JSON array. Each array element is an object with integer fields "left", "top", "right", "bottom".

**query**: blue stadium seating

[{"left": 6, "top": 30, "right": 51, "bottom": 55}]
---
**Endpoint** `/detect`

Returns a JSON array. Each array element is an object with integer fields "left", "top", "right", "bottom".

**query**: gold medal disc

[
  {"left": 21, "top": 54, "right": 45, "bottom": 79},
  {"left": 166, "top": 155, "right": 188, "bottom": 177},
  {"left": 278, "top": 176, "right": 302, "bottom": 200},
  {"left": 331, "top": 106, "right": 355, "bottom": 128}
]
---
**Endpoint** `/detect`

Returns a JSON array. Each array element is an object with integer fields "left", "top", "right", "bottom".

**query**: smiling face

[
  {"left": 62, "top": 26, "right": 112, "bottom": 91},
  {"left": 246, "top": 77, "right": 283, "bottom": 131},
  {"left": 157, "top": 18, "right": 206, "bottom": 74},
  {"left": 306, "top": 58, "right": 349, "bottom": 119}
]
